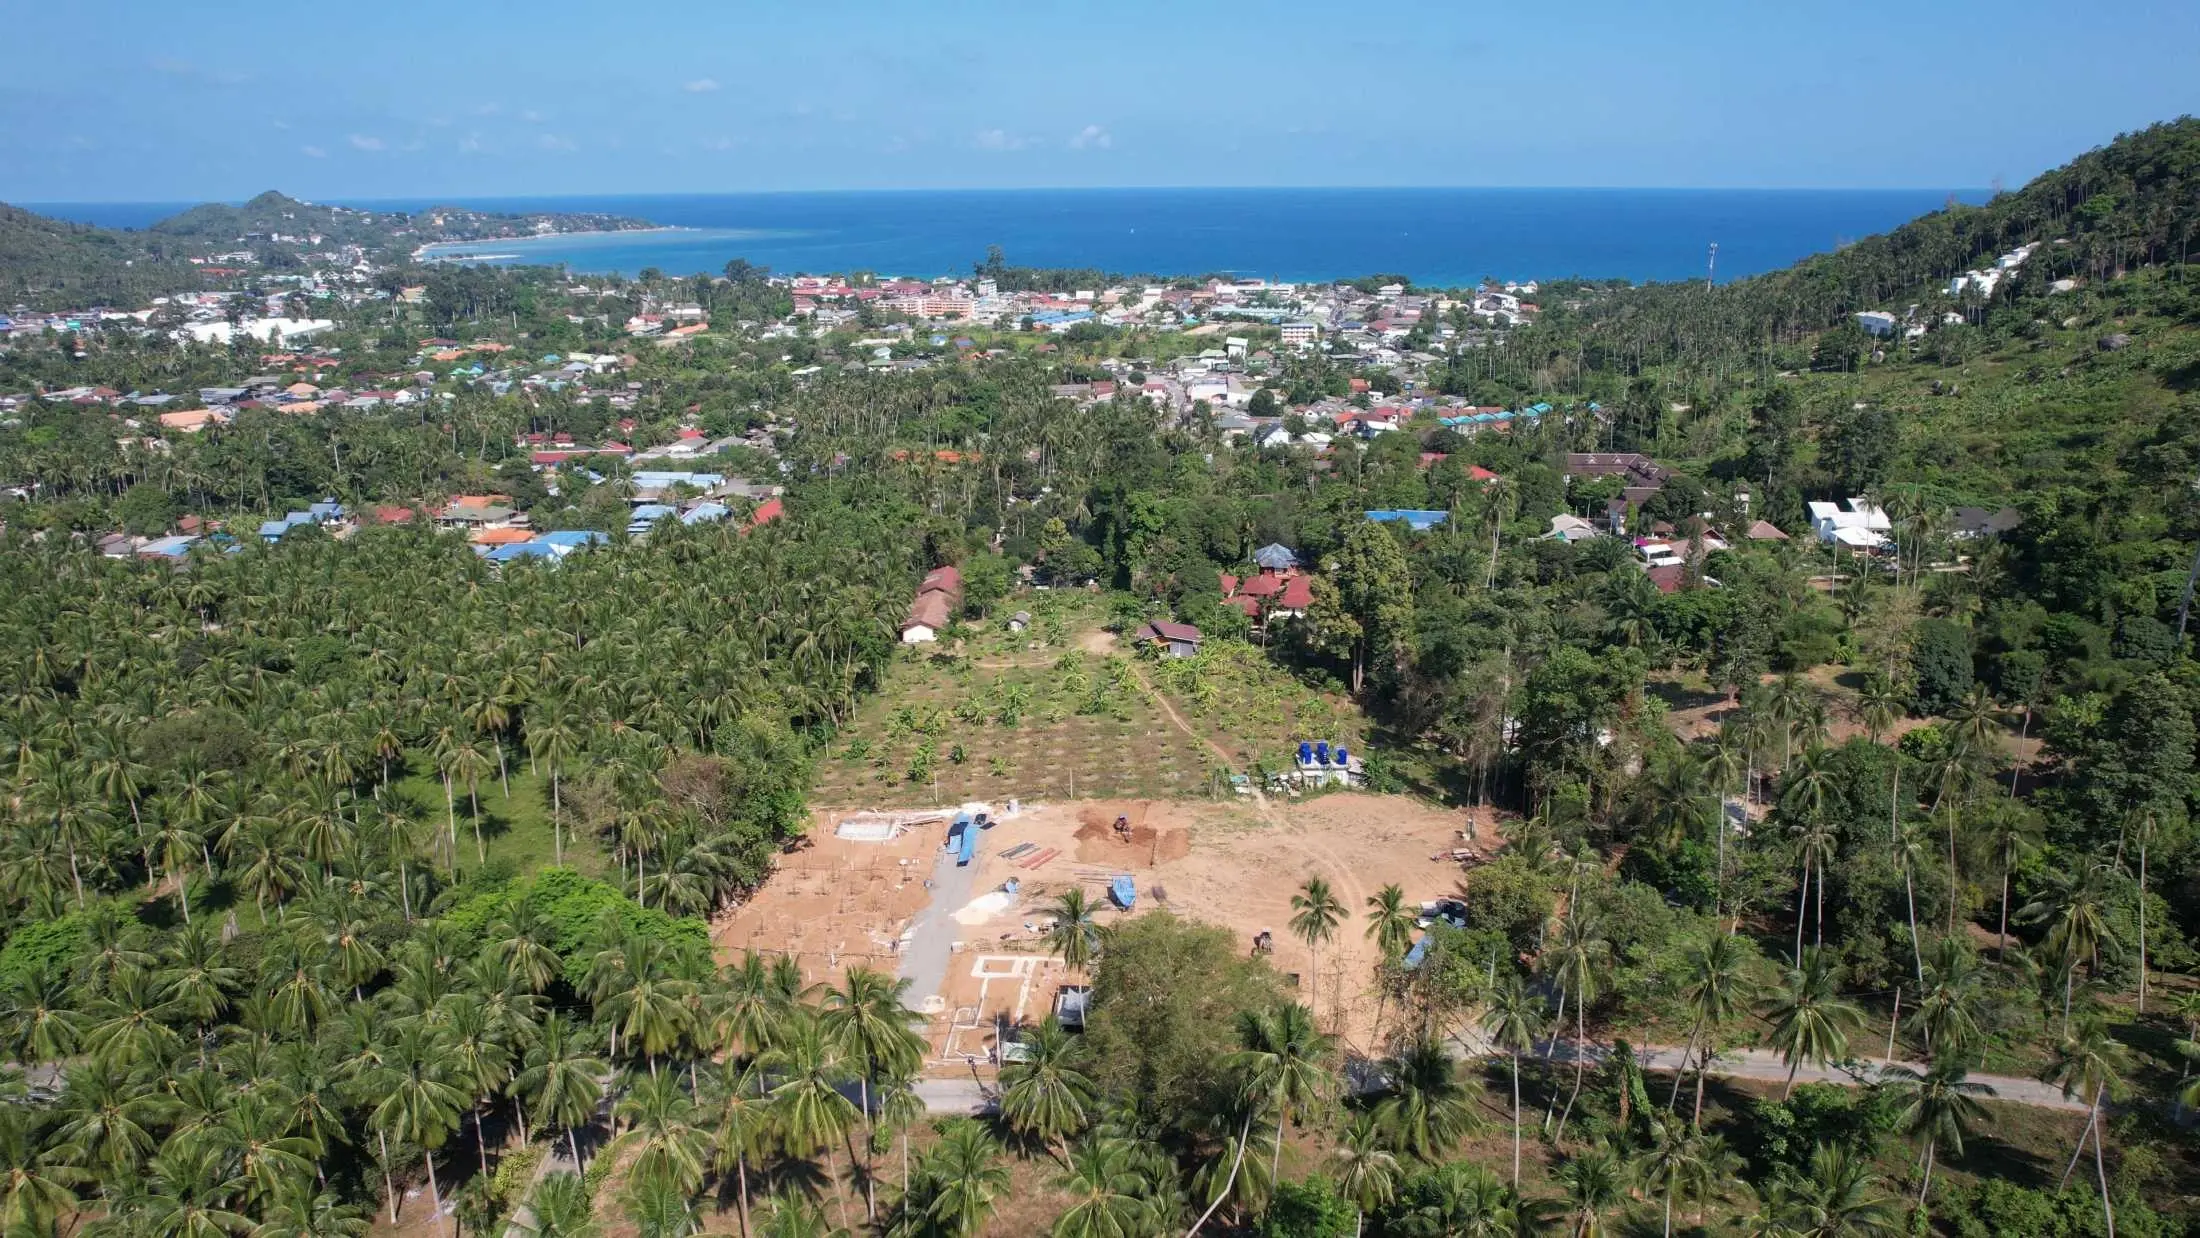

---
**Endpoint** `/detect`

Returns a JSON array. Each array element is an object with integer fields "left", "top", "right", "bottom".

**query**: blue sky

[{"left": 5, "top": 0, "right": 2195, "bottom": 202}]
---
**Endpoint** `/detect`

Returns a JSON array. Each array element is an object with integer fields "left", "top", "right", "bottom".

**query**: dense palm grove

[{"left": 0, "top": 123, "right": 2197, "bottom": 1237}]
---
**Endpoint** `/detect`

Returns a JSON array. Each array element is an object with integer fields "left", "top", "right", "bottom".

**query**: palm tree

[
  {"left": 2017, "top": 864, "right": 2120, "bottom": 1032},
  {"left": 1971, "top": 800, "right": 2042, "bottom": 958},
  {"left": 761, "top": 1013, "right": 860, "bottom": 1233},
  {"left": 1374, "top": 1039, "right": 1481, "bottom": 1162},
  {"left": 612, "top": 1070, "right": 710, "bottom": 1196},
  {"left": 1633, "top": 1116, "right": 1707, "bottom": 1238},
  {"left": 712, "top": 950, "right": 791, "bottom": 1062},
  {"left": 0, "top": 1106, "right": 83, "bottom": 1238},
  {"left": 1329, "top": 1115, "right": 1401, "bottom": 1232},
  {"left": 2042, "top": 1014, "right": 2130, "bottom": 1235},
  {"left": 1479, "top": 975, "right": 1545, "bottom": 1187},
  {"left": 1764, "top": 949, "right": 1863, "bottom": 1099},
  {"left": 918, "top": 1122, "right": 1009, "bottom": 1237},
  {"left": 1288, "top": 878, "right": 1345, "bottom": 1024},
  {"left": 1225, "top": 1002, "right": 1334, "bottom": 1183},
  {"left": 1542, "top": 911, "right": 1610, "bottom": 1141},
  {"left": 820, "top": 967, "right": 924, "bottom": 1221},
  {"left": 1885, "top": 1059, "right": 1990, "bottom": 1206},
  {"left": 520, "top": 1173, "right": 598, "bottom": 1238},
  {"left": 1908, "top": 937, "right": 1984, "bottom": 1062},
  {"left": 518, "top": 1015, "right": 607, "bottom": 1171},
  {"left": 998, "top": 1017, "right": 1096, "bottom": 1162},
  {"left": 1049, "top": 1139, "right": 1158, "bottom": 1238},
  {"left": 1764, "top": 1143, "right": 1900, "bottom": 1237},
  {"left": 1365, "top": 883, "right": 1417, "bottom": 962},
  {"left": 1556, "top": 1144, "right": 1626, "bottom": 1238},
  {"left": 1673, "top": 932, "right": 1760, "bottom": 1124},
  {"left": 368, "top": 1022, "right": 466, "bottom": 1231},
  {"left": 704, "top": 1059, "right": 771, "bottom": 1238},
  {"left": 527, "top": 706, "right": 582, "bottom": 866},
  {"left": 1045, "top": 888, "right": 1102, "bottom": 974}
]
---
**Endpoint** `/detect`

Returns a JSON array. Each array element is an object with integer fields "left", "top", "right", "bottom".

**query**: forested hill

[
  {"left": 148, "top": 190, "right": 651, "bottom": 247},
  {"left": 0, "top": 203, "right": 189, "bottom": 307},
  {"left": 1540, "top": 117, "right": 2200, "bottom": 371},
  {"left": 0, "top": 191, "right": 653, "bottom": 309}
]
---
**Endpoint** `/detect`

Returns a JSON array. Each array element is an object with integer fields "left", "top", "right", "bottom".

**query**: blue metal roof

[
  {"left": 537, "top": 530, "right": 607, "bottom": 548},
  {"left": 487, "top": 543, "right": 559, "bottom": 562}
]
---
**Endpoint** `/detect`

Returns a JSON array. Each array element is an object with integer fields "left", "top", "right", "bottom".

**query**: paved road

[
  {"left": 904, "top": 1037, "right": 2085, "bottom": 1116},
  {"left": 1449, "top": 1031, "right": 2088, "bottom": 1113},
  {"left": 897, "top": 838, "right": 983, "bottom": 1012}
]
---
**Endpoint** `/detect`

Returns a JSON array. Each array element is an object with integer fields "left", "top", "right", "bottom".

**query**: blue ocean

[{"left": 31, "top": 188, "right": 1981, "bottom": 286}]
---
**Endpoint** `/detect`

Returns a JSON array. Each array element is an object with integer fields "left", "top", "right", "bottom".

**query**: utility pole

[{"left": 1705, "top": 242, "right": 1719, "bottom": 289}]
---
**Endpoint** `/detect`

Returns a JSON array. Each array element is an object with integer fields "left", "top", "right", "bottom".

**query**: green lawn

[{"left": 389, "top": 750, "right": 603, "bottom": 879}]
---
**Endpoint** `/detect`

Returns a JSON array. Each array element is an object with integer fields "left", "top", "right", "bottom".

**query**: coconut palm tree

[
  {"left": 1908, "top": 937, "right": 1984, "bottom": 1062},
  {"left": 1764, "top": 1142, "right": 1900, "bottom": 1237},
  {"left": 916, "top": 1121, "right": 1009, "bottom": 1237},
  {"left": 517, "top": 1015, "right": 608, "bottom": 1171},
  {"left": 2017, "top": 864, "right": 2120, "bottom": 1033},
  {"left": 1479, "top": 975, "right": 1545, "bottom": 1187},
  {"left": 1288, "top": 878, "right": 1345, "bottom": 1025},
  {"left": 998, "top": 1017, "right": 1096, "bottom": 1162},
  {"left": 820, "top": 966, "right": 924, "bottom": 1222},
  {"left": 521, "top": 1173, "right": 598, "bottom": 1238},
  {"left": 367, "top": 1022, "right": 466, "bottom": 1231},
  {"left": 1764, "top": 949, "right": 1862, "bottom": 1099},
  {"left": 1045, "top": 888, "right": 1102, "bottom": 974},
  {"left": 0, "top": 1105, "right": 83, "bottom": 1238},
  {"left": 1364, "top": 883, "right": 1416, "bottom": 963},
  {"left": 1049, "top": 1139, "right": 1158, "bottom": 1238},
  {"left": 1970, "top": 800, "right": 2041, "bottom": 959},
  {"left": 1374, "top": 1039, "right": 1481, "bottom": 1162},
  {"left": 1329, "top": 1115, "right": 1401, "bottom": 1232},
  {"left": 1556, "top": 1144, "right": 1626, "bottom": 1238},
  {"left": 1673, "top": 932, "right": 1760, "bottom": 1124},
  {"left": 1885, "top": 1059, "right": 1989, "bottom": 1206},
  {"left": 1542, "top": 911, "right": 1610, "bottom": 1141},
  {"left": 2042, "top": 1014, "right": 2130, "bottom": 1235},
  {"left": 761, "top": 1013, "right": 860, "bottom": 1233},
  {"left": 1225, "top": 1002, "right": 1334, "bottom": 1183},
  {"left": 704, "top": 1059, "right": 771, "bottom": 1238}
]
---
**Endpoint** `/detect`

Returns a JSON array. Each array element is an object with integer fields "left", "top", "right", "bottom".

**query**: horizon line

[{"left": 14, "top": 183, "right": 1995, "bottom": 208}]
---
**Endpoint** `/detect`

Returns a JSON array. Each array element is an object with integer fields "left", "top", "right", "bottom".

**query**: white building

[{"left": 1806, "top": 498, "right": 1892, "bottom": 549}]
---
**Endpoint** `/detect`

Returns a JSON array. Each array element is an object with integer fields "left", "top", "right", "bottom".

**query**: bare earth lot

[{"left": 711, "top": 792, "right": 1496, "bottom": 1066}]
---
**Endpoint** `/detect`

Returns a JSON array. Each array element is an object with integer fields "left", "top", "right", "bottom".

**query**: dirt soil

[
  {"left": 716, "top": 793, "right": 1507, "bottom": 1071},
  {"left": 709, "top": 810, "right": 941, "bottom": 995}
]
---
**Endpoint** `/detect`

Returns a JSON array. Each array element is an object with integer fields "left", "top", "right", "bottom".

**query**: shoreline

[{"left": 413, "top": 225, "right": 688, "bottom": 262}]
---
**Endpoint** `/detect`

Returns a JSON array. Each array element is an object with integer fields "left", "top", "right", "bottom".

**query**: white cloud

[
  {"left": 974, "top": 128, "right": 1034, "bottom": 152},
  {"left": 301, "top": 145, "right": 328, "bottom": 158},
  {"left": 458, "top": 133, "right": 485, "bottom": 154},
  {"left": 537, "top": 133, "right": 578, "bottom": 152},
  {"left": 1069, "top": 123, "right": 1113, "bottom": 150},
  {"left": 520, "top": 109, "right": 545, "bottom": 123},
  {"left": 474, "top": 102, "right": 504, "bottom": 116},
  {"left": 348, "top": 134, "right": 385, "bottom": 151},
  {"left": 701, "top": 136, "right": 744, "bottom": 152},
  {"left": 682, "top": 78, "right": 720, "bottom": 93}
]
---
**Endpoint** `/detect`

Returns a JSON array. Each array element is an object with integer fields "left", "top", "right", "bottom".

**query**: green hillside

[{"left": 0, "top": 202, "right": 189, "bottom": 307}]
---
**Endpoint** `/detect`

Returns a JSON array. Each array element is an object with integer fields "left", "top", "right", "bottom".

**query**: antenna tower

[{"left": 1705, "top": 241, "right": 1719, "bottom": 289}]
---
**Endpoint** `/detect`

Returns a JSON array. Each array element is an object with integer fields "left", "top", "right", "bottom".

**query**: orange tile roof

[{"left": 471, "top": 527, "right": 535, "bottom": 546}]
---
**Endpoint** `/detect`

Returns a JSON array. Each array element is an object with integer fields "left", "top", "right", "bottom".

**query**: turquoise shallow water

[{"left": 36, "top": 186, "right": 1983, "bottom": 286}]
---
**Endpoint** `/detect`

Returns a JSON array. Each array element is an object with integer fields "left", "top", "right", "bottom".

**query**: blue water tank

[
  {"left": 1335, "top": 746, "right": 1349, "bottom": 767},
  {"left": 1298, "top": 741, "right": 1313, "bottom": 766},
  {"left": 1314, "top": 741, "right": 1331, "bottom": 766}
]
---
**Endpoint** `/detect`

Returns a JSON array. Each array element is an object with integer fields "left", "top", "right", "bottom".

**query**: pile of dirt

[{"left": 1073, "top": 801, "right": 1192, "bottom": 867}]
